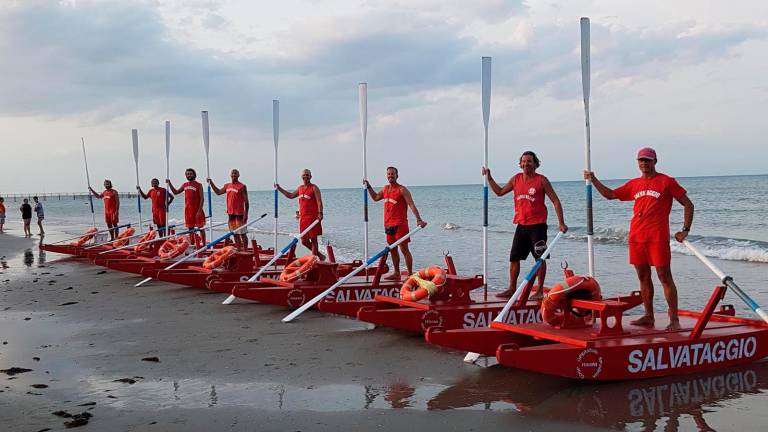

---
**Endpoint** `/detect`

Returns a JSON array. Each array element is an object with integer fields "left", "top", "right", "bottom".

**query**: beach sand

[{"left": 0, "top": 229, "right": 605, "bottom": 431}]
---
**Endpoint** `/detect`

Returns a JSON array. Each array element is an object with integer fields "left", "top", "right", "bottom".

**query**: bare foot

[
  {"left": 666, "top": 320, "right": 681, "bottom": 331},
  {"left": 630, "top": 315, "right": 655, "bottom": 327},
  {"left": 495, "top": 290, "right": 514, "bottom": 299},
  {"left": 384, "top": 272, "right": 402, "bottom": 281}
]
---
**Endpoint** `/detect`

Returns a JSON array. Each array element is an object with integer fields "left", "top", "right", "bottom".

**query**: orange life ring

[
  {"left": 72, "top": 227, "right": 98, "bottom": 246},
  {"left": 158, "top": 237, "right": 190, "bottom": 259},
  {"left": 279, "top": 255, "right": 319, "bottom": 282},
  {"left": 202, "top": 246, "right": 237, "bottom": 270},
  {"left": 133, "top": 229, "right": 157, "bottom": 253},
  {"left": 112, "top": 227, "right": 136, "bottom": 248},
  {"left": 541, "top": 275, "right": 601, "bottom": 327},
  {"left": 400, "top": 266, "right": 447, "bottom": 301}
]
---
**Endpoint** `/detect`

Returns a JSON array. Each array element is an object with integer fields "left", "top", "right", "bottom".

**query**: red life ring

[
  {"left": 72, "top": 227, "right": 98, "bottom": 246},
  {"left": 112, "top": 227, "right": 136, "bottom": 248},
  {"left": 279, "top": 255, "right": 318, "bottom": 282},
  {"left": 400, "top": 266, "right": 447, "bottom": 301},
  {"left": 541, "top": 275, "right": 601, "bottom": 326},
  {"left": 133, "top": 229, "right": 157, "bottom": 253},
  {"left": 202, "top": 246, "right": 237, "bottom": 270},
  {"left": 158, "top": 237, "right": 190, "bottom": 259}
]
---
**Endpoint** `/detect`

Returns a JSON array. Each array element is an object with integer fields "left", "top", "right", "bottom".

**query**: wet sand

[{"left": 1, "top": 229, "right": 766, "bottom": 431}]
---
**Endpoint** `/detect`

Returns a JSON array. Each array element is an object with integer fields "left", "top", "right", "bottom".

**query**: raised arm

[
  {"left": 207, "top": 178, "right": 225, "bottom": 195},
  {"left": 166, "top": 180, "right": 182, "bottom": 195},
  {"left": 401, "top": 187, "right": 427, "bottom": 228},
  {"left": 542, "top": 177, "right": 568, "bottom": 233},
  {"left": 583, "top": 171, "right": 617, "bottom": 200},
  {"left": 275, "top": 184, "right": 299, "bottom": 199},
  {"left": 364, "top": 180, "right": 384, "bottom": 201},
  {"left": 136, "top": 186, "right": 149, "bottom": 199},
  {"left": 482, "top": 167, "right": 515, "bottom": 197},
  {"left": 314, "top": 186, "right": 324, "bottom": 220},
  {"left": 88, "top": 187, "right": 103, "bottom": 199}
]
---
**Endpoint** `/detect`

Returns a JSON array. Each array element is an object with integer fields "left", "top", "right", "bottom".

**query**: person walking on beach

[
  {"left": 32, "top": 196, "right": 44, "bottom": 236},
  {"left": 0, "top": 197, "right": 6, "bottom": 233},
  {"left": 137, "top": 178, "right": 174, "bottom": 236},
  {"left": 89, "top": 180, "right": 120, "bottom": 240},
  {"left": 365, "top": 167, "right": 427, "bottom": 280},
  {"left": 483, "top": 151, "right": 568, "bottom": 299},
  {"left": 276, "top": 169, "right": 325, "bottom": 259},
  {"left": 208, "top": 169, "right": 249, "bottom": 250},
  {"left": 584, "top": 147, "right": 694, "bottom": 330},
  {"left": 167, "top": 168, "right": 206, "bottom": 246},
  {"left": 20, "top": 198, "right": 32, "bottom": 237}
]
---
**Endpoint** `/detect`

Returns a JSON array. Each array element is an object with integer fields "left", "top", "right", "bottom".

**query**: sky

[{"left": 1, "top": 0, "right": 767, "bottom": 193}]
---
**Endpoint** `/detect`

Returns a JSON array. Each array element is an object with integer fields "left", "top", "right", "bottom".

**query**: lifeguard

[
  {"left": 208, "top": 169, "right": 249, "bottom": 250},
  {"left": 137, "top": 178, "right": 174, "bottom": 236},
  {"left": 276, "top": 169, "right": 325, "bottom": 259},
  {"left": 89, "top": 179, "right": 120, "bottom": 240},
  {"left": 167, "top": 168, "right": 206, "bottom": 245}
]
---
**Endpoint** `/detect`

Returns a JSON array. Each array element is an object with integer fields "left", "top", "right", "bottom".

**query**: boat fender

[
  {"left": 541, "top": 275, "right": 601, "bottom": 326},
  {"left": 158, "top": 237, "right": 190, "bottom": 259},
  {"left": 203, "top": 246, "right": 237, "bottom": 270},
  {"left": 280, "top": 255, "right": 319, "bottom": 282}
]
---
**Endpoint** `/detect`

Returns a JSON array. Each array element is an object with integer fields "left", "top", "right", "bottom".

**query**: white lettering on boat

[
  {"left": 325, "top": 287, "right": 400, "bottom": 302},
  {"left": 627, "top": 336, "right": 758, "bottom": 373},
  {"left": 462, "top": 308, "right": 542, "bottom": 328}
]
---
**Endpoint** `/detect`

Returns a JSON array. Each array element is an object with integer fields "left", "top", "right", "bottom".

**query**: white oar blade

[
  {"left": 464, "top": 352, "right": 482, "bottom": 364},
  {"left": 580, "top": 17, "right": 591, "bottom": 104},
  {"left": 273, "top": 100, "right": 279, "bottom": 149},
  {"left": 165, "top": 121, "right": 171, "bottom": 157},
  {"left": 131, "top": 129, "right": 139, "bottom": 163},
  {"left": 201, "top": 111, "right": 210, "bottom": 155},
  {"left": 358, "top": 83, "right": 367, "bottom": 145},
  {"left": 481, "top": 57, "right": 491, "bottom": 128},
  {"left": 222, "top": 295, "right": 236, "bottom": 305}
]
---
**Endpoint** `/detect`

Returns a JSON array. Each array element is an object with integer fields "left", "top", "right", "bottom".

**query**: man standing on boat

[
  {"left": 89, "top": 180, "right": 120, "bottom": 240},
  {"left": 276, "top": 169, "right": 325, "bottom": 260},
  {"left": 483, "top": 151, "right": 568, "bottom": 299},
  {"left": 137, "top": 178, "right": 174, "bottom": 236},
  {"left": 365, "top": 166, "right": 427, "bottom": 280},
  {"left": 207, "top": 169, "right": 249, "bottom": 251},
  {"left": 585, "top": 147, "right": 694, "bottom": 330},
  {"left": 167, "top": 169, "right": 206, "bottom": 246}
]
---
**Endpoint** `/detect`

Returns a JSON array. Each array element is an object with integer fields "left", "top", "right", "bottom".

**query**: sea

[{"left": 6, "top": 174, "right": 767, "bottom": 315}]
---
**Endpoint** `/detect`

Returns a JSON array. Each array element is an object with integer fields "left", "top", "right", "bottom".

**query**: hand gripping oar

[
  {"left": 222, "top": 218, "right": 321, "bottom": 305},
  {"left": 135, "top": 213, "right": 268, "bottom": 287},
  {"left": 49, "top": 223, "right": 133, "bottom": 245},
  {"left": 81, "top": 138, "right": 97, "bottom": 228},
  {"left": 282, "top": 225, "right": 425, "bottom": 323},
  {"left": 100, "top": 221, "right": 227, "bottom": 254},
  {"left": 132, "top": 129, "right": 143, "bottom": 231},
  {"left": 580, "top": 17, "right": 595, "bottom": 277},
  {"left": 683, "top": 240, "right": 768, "bottom": 323},
  {"left": 464, "top": 231, "right": 564, "bottom": 364},
  {"left": 481, "top": 56, "right": 492, "bottom": 301}
]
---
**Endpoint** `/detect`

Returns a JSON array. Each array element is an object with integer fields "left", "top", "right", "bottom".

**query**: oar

[
  {"left": 132, "top": 129, "right": 143, "bottom": 231},
  {"left": 683, "top": 240, "right": 768, "bottom": 323},
  {"left": 580, "top": 17, "right": 595, "bottom": 277},
  {"left": 282, "top": 226, "right": 425, "bottom": 323},
  {"left": 50, "top": 223, "right": 132, "bottom": 245},
  {"left": 81, "top": 138, "right": 97, "bottom": 228},
  {"left": 101, "top": 221, "right": 227, "bottom": 254},
  {"left": 273, "top": 99, "right": 279, "bottom": 257},
  {"left": 481, "top": 56, "right": 492, "bottom": 301},
  {"left": 464, "top": 231, "right": 564, "bottom": 364},
  {"left": 135, "top": 213, "right": 268, "bottom": 287},
  {"left": 201, "top": 111, "right": 213, "bottom": 241},
  {"left": 222, "top": 218, "right": 322, "bottom": 305},
  {"left": 359, "top": 83, "right": 369, "bottom": 268},
  {"left": 165, "top": 120, "right": 171, "bottom": 230}
]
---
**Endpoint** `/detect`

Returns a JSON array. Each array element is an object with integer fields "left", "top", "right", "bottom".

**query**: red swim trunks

[
  {"left": 105, "top": 212, "right": 119, "bottom": 226},
  {"left": 185, "top": 209, "right": 206, "bottom": 229},
  {"left": 629, "top": 241, "right": 671, "bottom": 267},
  {"left": 299, "top": 216, "right": 322, "bottom": 240},
  {"left": 385, "top": 223, "right": 410, "bottom": 246}
]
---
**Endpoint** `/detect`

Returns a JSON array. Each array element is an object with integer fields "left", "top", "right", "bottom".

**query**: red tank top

[
  {"left": 298, "top": 184, "right": 319, "bottom": 218},
  {"left": 513, "top": 173, "right": 547, "bottom": 225},
  {"left": 103, "top": 189, "right": 119, "bottom": 213},
  {"left": 224, "top": 182, "right": 247, "bottom": 216},
  {"left": 383, "top": 185, "right": 408, "bottom": 227},
  {"left": 148, "top": 187, "right": 167, "bottom": 212},
  {"left": 182, "top": 181, "right": 203, "bottom": 214}
]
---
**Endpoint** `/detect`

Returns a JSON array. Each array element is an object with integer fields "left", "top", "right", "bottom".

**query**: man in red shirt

[
  {"left": 585, "top": 147, "right": 694, "bottom": 330},
  {"left": 483, "top": 151, "right": 568, "bottom": 299},
  {"left": 365, "top": 167, "right": 427, "bottom": 280},
  {"left": 89, "top": 179, "right": 120, "bottom": 240},
  {"left": 208, "top": 169, "right": 249, "bottom": 250},
  {"left": 167, "top": 168, "right": 206, "bottom": 245},
  {"left": 137, "top": 178, "right": 174, "bottom": 236},
  {"left": 276, "top": 169, "right": 325, "bottom": 259}
]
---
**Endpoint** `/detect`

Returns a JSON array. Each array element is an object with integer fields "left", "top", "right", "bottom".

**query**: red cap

[{"left": 636, "top": 147, "right": 657, "bottom": 160}]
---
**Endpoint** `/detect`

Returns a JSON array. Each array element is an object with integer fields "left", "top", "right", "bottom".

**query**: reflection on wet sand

[{"left": 427, "top": 362, "right": 768, "bottom": 431}]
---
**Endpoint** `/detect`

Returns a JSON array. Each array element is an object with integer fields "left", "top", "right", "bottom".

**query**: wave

[
  {"left": 442, "top": 223, "right": 461, "bottom": 230},
  {"left": 670, "top": 238, "right": 768, "bottom": 264}
]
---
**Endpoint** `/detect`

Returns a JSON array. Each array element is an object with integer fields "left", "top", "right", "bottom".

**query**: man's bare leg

[
  {"left": 497, "top": 261, "right": 521, "bottom": 298},
  {"left": 37, "top": 220, "right": 44, "bottom": 235},
  {"left": 530, "top": 260, "right": 547, "bottom": 300},
  {"left": 385, "top": 247, "right": 402, "bottom": 280},
  {"left": 656, "top": 265, "right": 680, "bottom": 330},
  {"left": 631, "top": 264, "right": 656, "bottom": 326},
  {"left": 400, "top": 243, "right": 413, "bottom": 274}
]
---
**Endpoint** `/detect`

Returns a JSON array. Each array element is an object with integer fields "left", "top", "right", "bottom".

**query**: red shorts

[
  {"left": 152, "top": 210, "right": 167, "bottom": 227},
  {"left": 228, "top": 215, "right": 245, "bottom": 231},
  {"left": 185, "top": 209, "right": 206, "bottom": 229},
  {"left": 629, "top": 241, "right": 671, "bottom": 267},
  {"left": 105, "top": 212, "right": 119, "bottom": 226},
  {"left": 385, "top": 223, "right": 410, "bottom": 246},
  {"left": 299, "top": 216, "right": 322, "bottom": 240}
]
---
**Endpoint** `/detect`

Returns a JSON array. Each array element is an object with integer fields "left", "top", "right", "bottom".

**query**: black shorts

[{"left": 510, "top": 223, "right": 548, "bottom": 262}]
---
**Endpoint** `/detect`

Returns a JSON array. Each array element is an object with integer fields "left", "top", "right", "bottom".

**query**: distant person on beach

[
  {"left": 0, "top": 197, "right": 6, "bottom": 233},
  {"left": 89, "top": 180, "right": 120, "bottom": 240},
  {"left": 365, "top": 166, "right": 428, "bottom": 280},
  {"left": 585, "top": 147, "right": 694, "bottom": 331},
  {"left": 208, "top": 169, "right": 249, "bottom": 250},
  {"left": 32, "top": 196, "right": 44, "bottom": 235},
  {"left": 137, "top": 178, "right": 174, "bottom": 236},
  {"left": 483, "top": 151, "right": 567, "bottom": 299},
  {"left": 276, "top": 169, "right": 325, "bottom": 259},
  {"left": 167, "top": 168, "right": 206, "bottom": 246},
  {"left": 20, "top": 198, "right": 32, "bottom": 237}
]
